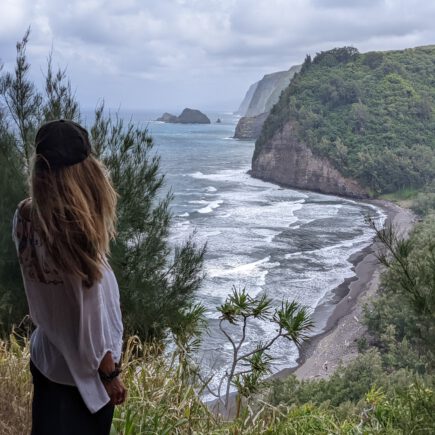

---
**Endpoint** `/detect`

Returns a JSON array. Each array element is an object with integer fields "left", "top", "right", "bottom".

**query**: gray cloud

[
  {"left": 310, "top": 0, "right": 384, "bottom": 9},
  {"left": 0, "top": 0, "right": 434, "bottom": 109}
]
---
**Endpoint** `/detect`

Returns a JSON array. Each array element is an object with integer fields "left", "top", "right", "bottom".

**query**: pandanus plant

[{"left": 210, "top": 287, "right": 314, "bottom": 417}]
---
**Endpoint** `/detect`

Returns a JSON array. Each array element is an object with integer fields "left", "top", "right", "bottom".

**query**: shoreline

[
  {"left": 275, "top": 199, "right": 415, "bottom": 381},
  {"left": 207, "top": 198, "right": 415, "bottom": 416}
]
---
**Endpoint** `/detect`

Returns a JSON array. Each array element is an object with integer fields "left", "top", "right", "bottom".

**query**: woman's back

[{"left": 13, "top": 198, "right": 123, "bottom": 413}]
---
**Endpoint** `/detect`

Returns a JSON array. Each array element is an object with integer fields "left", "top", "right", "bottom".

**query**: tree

[
  {"left": 366, "top": 217, "right": 435, "bottom": 371},
  {"left": 0, "top": 30, "right": 206, "bottom": 340},
  {"left": 90, "top": 105, "right": 206, "bottom": 339},
  {"left": 0, "top": 28, "right": 42, "bottom": 172},
  {"left": 0, "top": 110, "right": 27, "bottom": 334},
  {"left": 201, "top": 287, "right": 313, "bottom": 416}
]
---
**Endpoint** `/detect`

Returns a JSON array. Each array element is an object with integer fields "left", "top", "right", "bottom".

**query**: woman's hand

[
  {"left": 103, "top": 376, "right": 127, "bottom": 406},
  {"left": 99, "top": 351, "right": 127, "bottom": 405}
]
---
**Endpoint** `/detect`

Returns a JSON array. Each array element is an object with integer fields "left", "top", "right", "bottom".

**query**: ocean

[{"left": 84, "top": 109, "right": 385, "bottom": 395}]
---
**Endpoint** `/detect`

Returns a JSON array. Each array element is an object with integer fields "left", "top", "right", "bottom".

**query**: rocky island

[{"left": 156, "top": 108, "right": 210, "bottom": 124}]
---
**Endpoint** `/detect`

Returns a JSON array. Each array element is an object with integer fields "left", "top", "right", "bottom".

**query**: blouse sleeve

[{"left": 12, "top": 208, "right": 120, "bottom": 413}]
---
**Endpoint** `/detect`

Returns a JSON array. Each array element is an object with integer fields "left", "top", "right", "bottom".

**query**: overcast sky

[{"left": 1, "top": 0, "right": 434, "bottom": 111}]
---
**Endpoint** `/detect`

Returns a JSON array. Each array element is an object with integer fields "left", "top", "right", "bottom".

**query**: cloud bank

[{"left": 1, "top": 0, "right": 434, "bottom": 110}]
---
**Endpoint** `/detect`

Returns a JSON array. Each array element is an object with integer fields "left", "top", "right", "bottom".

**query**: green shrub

[{"left": 269, "top": 350, "right": 384, "bottom": 408}]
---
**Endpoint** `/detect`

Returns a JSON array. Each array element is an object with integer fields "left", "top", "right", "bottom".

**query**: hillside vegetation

[
  {"left": 256, "top": 46, "right": 435, "bottom": 195},
  {"left": 2, "top": 212, "right": 434, "bottom": 433}
]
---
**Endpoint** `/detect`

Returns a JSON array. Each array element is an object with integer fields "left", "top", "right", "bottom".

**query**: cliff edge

[{"left": 251, "top": 121, "right": 368, "bottom": 198}]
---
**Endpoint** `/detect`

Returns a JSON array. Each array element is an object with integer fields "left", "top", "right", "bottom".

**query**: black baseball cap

[{"left": 35, "top": 119, "right": 91, "bottom": 168}]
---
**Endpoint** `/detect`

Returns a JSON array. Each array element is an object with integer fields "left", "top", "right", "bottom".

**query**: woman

[{"left": 12, "top": 119, "right": 127, "bottom": 434}]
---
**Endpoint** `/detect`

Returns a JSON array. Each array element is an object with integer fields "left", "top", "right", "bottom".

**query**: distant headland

[{"left": 156, "top": 108, "right": 211, "bottom": 124}]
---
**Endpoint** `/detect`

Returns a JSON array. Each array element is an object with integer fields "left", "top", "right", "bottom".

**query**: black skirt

[{"left": 30, "top": 359, "right": 114, "bottom": 435}]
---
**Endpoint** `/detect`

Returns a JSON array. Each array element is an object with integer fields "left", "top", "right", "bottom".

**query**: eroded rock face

[
  {"left": 251, "top": 121, "right": 368, "bottom": 198},
  {"left": 234, "top": 112, "right": 269, "bottom": 140}
]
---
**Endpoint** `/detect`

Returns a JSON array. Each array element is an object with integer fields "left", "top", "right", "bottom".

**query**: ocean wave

[
  {"left": 188, "top": 171, "right": 205, "bottom": 178},
  {"left": 224, "top": 200, "right": 303, "bottom": 227},
  {"left": 196, "top": 200, "right": 224, "bottom": 214},
  {"left": 207, "top": 256, "right": 271, "bottom": 278},
  {"left": 251, "top": 228, "right": 280, "bottom": 244},
  {"left": 189, "top": 200, "right": 209, "bottom": 204}
]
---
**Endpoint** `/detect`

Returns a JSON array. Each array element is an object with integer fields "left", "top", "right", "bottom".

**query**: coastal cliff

[
  {"left": 251, "top": 121, "right": 367, "bottom": 198},
  {"left": 234, "top": 65, "right": 300, "bottom": 139},
  {"left": 234, "top": 112, "right": 268, "bottom": 140},
  {"left": 236, "top": 82, "right": 258, "bottom": 115},
  {"left": 252, "top": 46, "right": 435, "bottom": 197},
  {"left": 245, "top": 66, "right": 301, "bottom": 117}
]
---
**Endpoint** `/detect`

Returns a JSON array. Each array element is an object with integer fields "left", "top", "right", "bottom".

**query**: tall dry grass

[
  {"left": 111, "top": 336, "right": 219, "bottom": 434},
  {"left": 0, "top": 333, "right": 222, "bottom": 434},
  {"left": 0, "top": 333, "right": 289, "bottom": 434},
  {"left": 3, "top": 333, "right": 429, "bottom": 434},
  {"left": 0, "top": 332, "right": 32, "bottom": 434}
]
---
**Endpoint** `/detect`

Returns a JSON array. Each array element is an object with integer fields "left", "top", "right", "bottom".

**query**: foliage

[
  {"left": 411, "top": 181, "right": 435, "bottom": 217},
  {"left": 269, "top": 350, "right": 384, "bottom": 407},
  {"left": 267, "top": 213, "right": 435, "bottom": 432},
  {"left": 205, "top": 287, "right": 313, "bottom": 415},
  {"left": 256, "top": 45, "right": 435, "bottom": 195},
  {"left": 364, "top": 215, "right": 435, "bottom": 372},
  {"left": 0, "top": 114, "right": 27, "bottom": 334},
  {"left": 2, "top": 334, "right": 435, "bottom": 434},
  {"left": 0, "top": 31, "right": 205, "bottom": 340},
  {"left": 111, "top": 336, "right": 215, "bottom": 435},
  {"left": 91, "top": 106, "right": 206, "bottom": 340}
]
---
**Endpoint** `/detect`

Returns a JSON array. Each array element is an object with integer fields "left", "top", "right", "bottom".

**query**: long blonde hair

[{"left": 30, "top": 154, "right": 118, "bottom": 287}]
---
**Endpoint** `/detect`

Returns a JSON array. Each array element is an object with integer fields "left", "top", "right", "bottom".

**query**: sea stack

[
  {"left": 156, "top": 108, "right": 211, "bottom": 124},
  {"left": 156, "top": 112, "right": 178, "bottom": 122}
]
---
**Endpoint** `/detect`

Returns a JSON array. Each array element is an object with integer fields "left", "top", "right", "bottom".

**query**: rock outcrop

[
  {"left": 156, "top": 108, "right": 210, "bottom": 124},
  {"left": 234, "top": 112, "right": 269, "bottom": 140},
  {"left": 251, "top": 121, "right": 368, "bottom": 198},
  {"left": 156, "top": 112, "right": 178, "bottom": 122},
  {"left": 176, "top": 108, "right": 210, "bottom": 124}
]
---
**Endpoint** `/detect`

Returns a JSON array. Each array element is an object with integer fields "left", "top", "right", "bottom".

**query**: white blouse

[{"left": 12, "top": 205, "right": 123, "bottom": 414}]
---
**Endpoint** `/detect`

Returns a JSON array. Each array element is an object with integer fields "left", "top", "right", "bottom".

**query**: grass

[
  {"left": 2, "top": 332, "right": 434, "bottom": 434},
  {"left": 0, "top": 332, "right": 32, "bottom": 434},
  {"left": 379, "top": 187, "right": 421, "bottom": 207},
  {"left": 110, "top": 336, "right": 218, "bottom": 434}
]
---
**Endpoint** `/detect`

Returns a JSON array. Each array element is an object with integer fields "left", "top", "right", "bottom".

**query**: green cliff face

[{"left": 253, "top": 46, "right": 435, "bottom": 196}]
